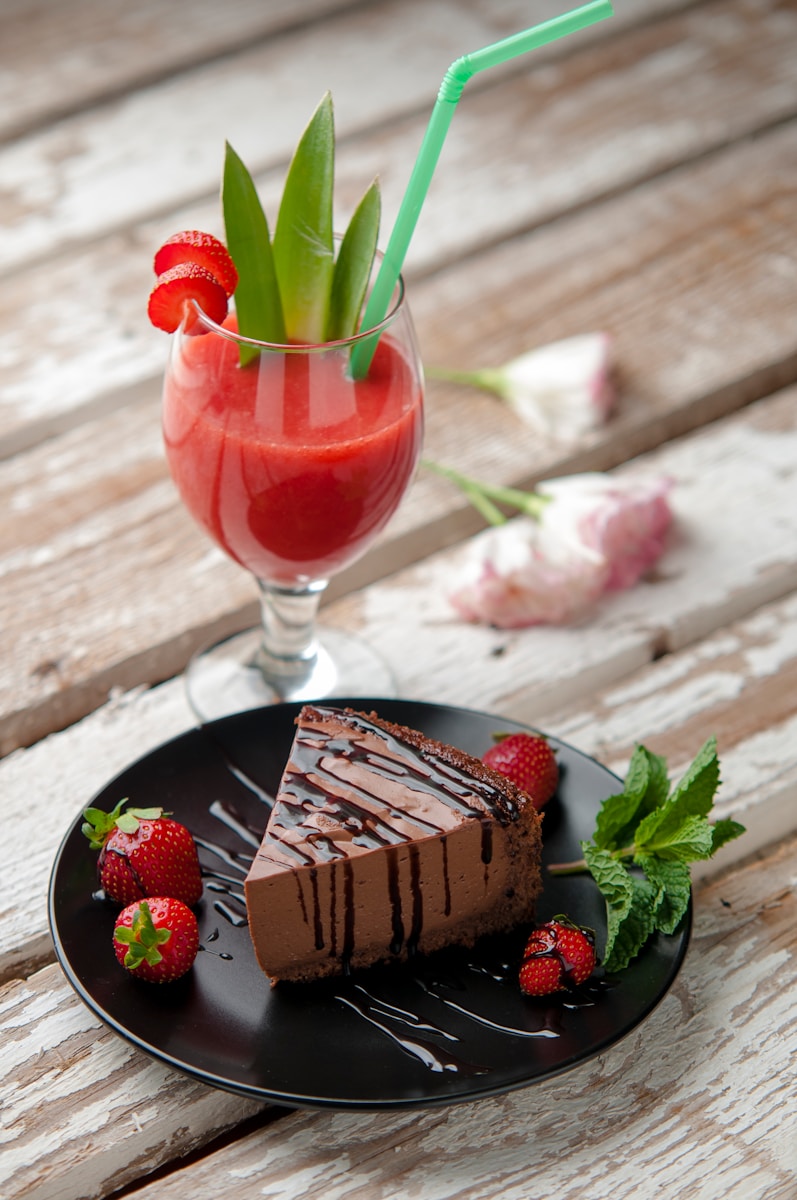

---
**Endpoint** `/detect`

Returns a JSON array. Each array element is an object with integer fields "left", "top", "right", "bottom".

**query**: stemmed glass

[{"left": 162, "top": 270, "right": 423, "bottom": 720}]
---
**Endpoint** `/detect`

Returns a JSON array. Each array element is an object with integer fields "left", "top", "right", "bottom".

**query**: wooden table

[{"left": 2, "top": 0, "right": 796, "bottom": 1195}]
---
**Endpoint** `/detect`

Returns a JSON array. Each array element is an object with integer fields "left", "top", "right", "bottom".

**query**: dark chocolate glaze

[
  {"left": 251, "top": 707, "right": 534, "bottom": 976},
  {"left": 263, "top": 707, "right": 519, "bottom": 867}
]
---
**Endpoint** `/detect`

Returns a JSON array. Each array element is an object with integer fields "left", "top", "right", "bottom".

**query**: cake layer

[{"left": 245, "top": 706, "right": 544, "bottom": 983}]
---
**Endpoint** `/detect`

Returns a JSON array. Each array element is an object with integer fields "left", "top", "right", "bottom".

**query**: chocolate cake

[{"left": 244, "top": 706, "right": 544, "bottom": 984}]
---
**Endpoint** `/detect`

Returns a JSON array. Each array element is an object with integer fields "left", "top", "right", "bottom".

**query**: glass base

[{"left": 184, "top": 624, "right": 398, "bottom": 722}]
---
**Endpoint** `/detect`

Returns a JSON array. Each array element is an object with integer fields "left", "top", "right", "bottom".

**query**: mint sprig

[
  {"left": 222, "top": 92, "right": 381, "bottom": 354},
  {"left": 549, "top": 737, "right": 745, "bottom": 972}
]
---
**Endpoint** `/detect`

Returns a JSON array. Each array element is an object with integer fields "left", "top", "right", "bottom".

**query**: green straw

[{"left": 351, "top": 0, "right": 614, "bottom": 378}]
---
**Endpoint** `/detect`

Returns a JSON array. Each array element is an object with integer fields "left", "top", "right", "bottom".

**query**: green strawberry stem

[
  {"left": 114, "top": 901, "right": 171, "bottom": 969},
  {"left": 422, "top": 459, "right": 550, "bottom": 526},
  {"left": 81, "top": 799, "right": 164, "bottom": 849}
]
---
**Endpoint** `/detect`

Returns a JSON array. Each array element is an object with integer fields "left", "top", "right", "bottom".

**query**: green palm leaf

[
  {"left": 273, "top": 92, "right": 335, "bottom": 343},
  {"left": 222, "top": 141, "right": 285, "bottom": 362}
]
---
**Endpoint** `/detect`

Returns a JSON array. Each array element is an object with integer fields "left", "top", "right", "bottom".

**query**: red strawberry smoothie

[{"left": 163, "top": 321, "right": 423, "bottom": 584}]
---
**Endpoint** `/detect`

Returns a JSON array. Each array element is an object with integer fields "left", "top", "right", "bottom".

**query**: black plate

[{"left": 48, "top": 699, "right": 690, "bottom": 1110}]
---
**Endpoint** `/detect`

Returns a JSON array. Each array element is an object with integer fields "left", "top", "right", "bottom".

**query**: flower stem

[
  {"left": 547, "top": 857, "right": 588, "bottom": 875},
  {"left": 548, "top": 844, "right": 637, "bottom": 875},
  {"left": 426, "top": 364, "right": 507, "bottom": 397},
  {"left": 422, "top": 459, "right": 550, "bottom": 525}
]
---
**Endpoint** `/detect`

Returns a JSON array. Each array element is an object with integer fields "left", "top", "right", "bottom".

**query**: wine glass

[{"left": 162, "top": 268, "right": 424, "bottom": 720}]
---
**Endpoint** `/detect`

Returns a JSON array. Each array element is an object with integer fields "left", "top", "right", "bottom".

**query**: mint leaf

[
  {"left": 583, "top": 844, "right": 633, "bottom": 915},
  {"left": 636, "top": 855, "right": 691, "bottom": 935},
  {"left": 223, "top": 140, "right": 285, "bottom": 359},
  {"left": 594, "top": 745, "right": 669, "bottom": 850},
  {"left": 604, "top": 876, "right": 660, "bottom": 973},
  {"left": 667, "top": 736, "right": 720, "bottom": 819},
  {"left": 326, "top": 179, "right": 381, "bottom": 341},
  {"left": 592, "top": 788, "right": 641, "bottom": 851},
  {"left": 635, "top": 812, "right": 715, "bottom": 861},
  {"left": 634, "top": 738, "right": 720, "bottom": 852},
  {"left": 273, "top": 91, "right": 335, "bottom": 343},
  {"left": 553, "top": 735, "right": 745, "bottom": 976},
  {"left": 710, "top": 817, "right": 746, "bottom": 852}
]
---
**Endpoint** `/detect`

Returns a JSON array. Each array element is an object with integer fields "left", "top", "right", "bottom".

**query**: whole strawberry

[
  {"left": 483, "top": 732, "right": 558, "bottom": 810},
  {"left": 82, "top": 799, "right": 203, "bottom": 906},
  {"left": 113, "top": 897, "right": 199, "bottom": 983},
  {"left": 519, "top": 916, "right": 596, "bottom": 996}
]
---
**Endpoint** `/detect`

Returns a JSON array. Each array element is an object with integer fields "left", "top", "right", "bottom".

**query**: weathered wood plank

[
  {"left": 0, "top": 0, "right": 627, "bottom": 277},
  {"left": 0, "top": 963, "right": 265, "bottom": 1200},
  {"left": 4, "top": 392, "right": 797, "bottom": 978},
  {"left": 3, "top": 0, "right": 688, "bottom": 143},
  {"left": 4, "top": 836, "right": 792, "bottom": 1200},
  {"left": 0, "top": 0, "right": 357, "bottom": 141},
  {"left": 2, "top": 214, "right": 795, "bottom": 766},
  {"left": 3, "top": 0, "right": 796, "bottom": 454},
  {"left": 111, "top": 837, "right": 797, "bottom": 1200},
  {"left": 332, "top": 387, "right": 797, "bottom": 723}
]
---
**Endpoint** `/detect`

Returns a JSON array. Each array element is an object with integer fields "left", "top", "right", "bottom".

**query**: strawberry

[
  {"left": 113, "top": 897, "right": 199, "bottom": 983},
  {"left": 483, "top": 732, "right": 558, "bottom": 809},
  {"left": 518, "top": 916, "right": 596, "bottom": 996},
  {"left": 153, "top": 230, "right": 238, "bottom": 296},
  {"left": 82, "top": 799, "right": 203, "bottom": 906},
  {"left": 147, "top": 262, "right": 229, "bottom": 333}
]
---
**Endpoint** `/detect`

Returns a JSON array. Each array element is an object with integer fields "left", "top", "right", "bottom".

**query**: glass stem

[{"left": 256, "top": 579, "right": 328, "bottom": 683}]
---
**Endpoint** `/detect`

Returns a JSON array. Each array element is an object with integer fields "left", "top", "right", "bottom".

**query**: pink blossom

[
  {"left": 500, "top": 333, "right": 615, "bottom": 437},
  {"left": 431, "top": 333, "right": 615, "bottom": 438},
  {"left": 449, "top": 473, "right": 673, "bottom": 629}
]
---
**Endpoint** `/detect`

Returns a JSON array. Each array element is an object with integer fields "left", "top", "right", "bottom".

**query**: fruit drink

[{"left": 163, "top": 317, "right": 423, "bottom": 585}]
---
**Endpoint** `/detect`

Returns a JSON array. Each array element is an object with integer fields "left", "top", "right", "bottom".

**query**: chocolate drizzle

[
  {"left": 247, "top": 706, "right": 541, "bottom": 981},
  {"left": 263, "top": 708, "right": 520, "bottom": 869}
]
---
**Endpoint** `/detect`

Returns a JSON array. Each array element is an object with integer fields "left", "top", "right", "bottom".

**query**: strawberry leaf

[
  {"left": 326, "top": 178, "right": 381, "bottom": 341},
  {"left": 222, "top": 140, "right": 285, "bottom": 361},
  {"left": 82, "top": 798, "right": 131, "bottom": 848},
  {"left": 273, "top": 92, "right": 335, "bottom": 343}
]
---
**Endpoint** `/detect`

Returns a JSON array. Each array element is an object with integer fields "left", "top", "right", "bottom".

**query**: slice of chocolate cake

[{"left": 244, "top": 705, "right": 544, "bottom": 984}]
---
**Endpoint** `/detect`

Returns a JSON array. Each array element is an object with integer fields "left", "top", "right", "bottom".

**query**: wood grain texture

[
  {"left": 7, "top": 839, "right": 791, "bottom": 1200},
  {"left": 0, "top": 963, "right": 265, "bottom": 1200},
  {"left": 3, "top": 124, "right": 797, "bottom": 755},
  {"left": 329, "top": 388, "right": 797, "bottom": 716},
  {"left": 4, "top": 1, "right": 796, "bottom": 1196},
  {"left": 4, "top": 393, "right": 796, "bottom": 980},
  {"left": 3, "top": 0, "right": 796, "bottom": 454},
  {"left": 0, "top": 0, "right": 354, "bottom": 141}
]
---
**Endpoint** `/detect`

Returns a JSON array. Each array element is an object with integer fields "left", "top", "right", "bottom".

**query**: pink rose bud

[
  {"left": 430, "top": 333, "right": 614, "bottom": 439},
  {"left": 449, "top": 473, "right": 673, "bottom": 629},
  {"left": 499, "top": 333, "right": 615, "bottom": 437}
]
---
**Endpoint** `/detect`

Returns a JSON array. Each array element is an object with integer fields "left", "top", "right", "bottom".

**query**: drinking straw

[{"left": 351, "top": 0, "right": 614, "bottom": 377}]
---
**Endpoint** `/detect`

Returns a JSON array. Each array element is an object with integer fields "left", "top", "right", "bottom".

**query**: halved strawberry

[
  {"left": 153, "top": 230, "right": 238, "bottom": 295},
  {"left": 519, "top": 916, "right": 596, "bottom": 996},
  {"left": 147, "top": 263, "right": 229, "bottom": 333}
]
